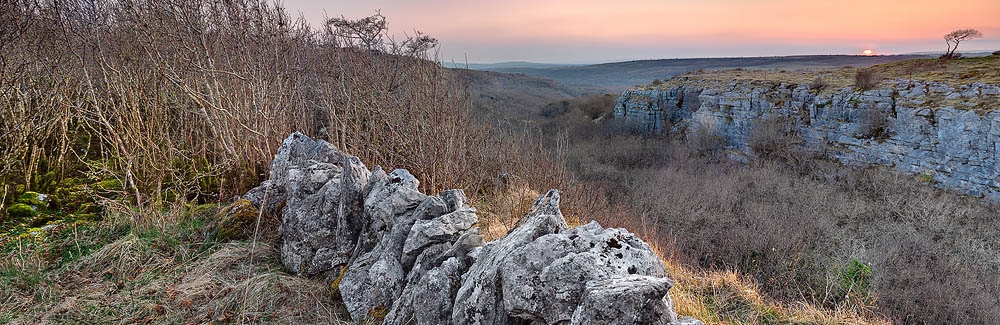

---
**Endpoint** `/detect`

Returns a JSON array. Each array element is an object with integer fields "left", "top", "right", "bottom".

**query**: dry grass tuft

[{"left": 1, "top": 212, "right": 348, "bottom": 324}]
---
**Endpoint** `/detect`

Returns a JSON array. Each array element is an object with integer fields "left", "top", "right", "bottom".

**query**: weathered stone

[
  {"left": 616, "top": 78, "right": 1000, "bottom": 200},
  {"left": 335, "top": 156, "right": 372, "bottom": 257},
  {"left": 401, "top": 203, "right": 477, "bottom": 269},
  {"left": 278, "top": 162, "right": 345, "bottom": 275},
  {"left": 452, "top": 189, "right": 569, "bottom": 325},
  {"left": 384, "top": 229, "right": 483, "bottom": 325},
  {"left": 243, "top": 132, "right": 369, "bottom": 275},
  {"left": 571, "top": 276, "right": 677, "bottom": 325},
  {"left": 245, "top": 132, "right": 347, "bottom": 214},
  {"left": 340, "top": 175, "right": 428, "bottom": 320},
  {"left": 247, "top": 133, "right": 697, "bottom": 325},
  {"left": 451, "top": 190, "right": 676, "bottom": 324},
  {"left": 499, "top": 220, "right": 669, "bottom": 323}
]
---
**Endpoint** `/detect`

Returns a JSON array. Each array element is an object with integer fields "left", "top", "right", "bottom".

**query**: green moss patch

[
  {"left": 16, "top": 192, "right": 47, "bottom": 207},
  {"left": 211, "top": 199, "right": 259, "bottom": 241},
  {"left": 6, "top": 203, "right": 37, "bottom": 221}
]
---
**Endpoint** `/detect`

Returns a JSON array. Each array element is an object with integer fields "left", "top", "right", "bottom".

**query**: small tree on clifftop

[{"left": 943, "top": 29, "right": 983, "bottom": 58}]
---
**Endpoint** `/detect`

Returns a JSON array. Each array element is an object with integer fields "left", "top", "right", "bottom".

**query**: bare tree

[
  {"left": 943, "top": 29, "right": 983, "bottom": 58},
  {"left": 401, "top": 31, "right": 438, "bottom": 58},
  {"left": 327, "top": 10, "right": 388, "bottom": 51}
]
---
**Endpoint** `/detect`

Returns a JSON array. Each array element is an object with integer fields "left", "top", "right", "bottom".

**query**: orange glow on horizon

[
  {"left": 288, "top": 0, "right": 1000, "bottom": 62},
  {"left": 863, "top": 49, "right": 874, "bottom": 56},
  {"left": 369, "top": 0, "right": 1000, "bottom": 43}
]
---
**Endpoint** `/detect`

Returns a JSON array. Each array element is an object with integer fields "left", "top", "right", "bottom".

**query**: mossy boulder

[
  {"left": 6, "top": 203, "right": 37, "bottom": 221},
  {"left": 212, "top": 199, "right": 259, "bottom": 241},
  {"left": 74, "top": 213, "right": 100, "bottom": 222},
  {"left": 17, "top": 191, "right": 48, "bottom": 207},
  {"left": 56, "top": 182, "right": 92, "bottom": 209}
]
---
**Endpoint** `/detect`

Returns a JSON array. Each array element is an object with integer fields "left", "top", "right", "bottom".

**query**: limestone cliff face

[{"left": 615, "top": 79, "right": 1000, "bottom": 198}]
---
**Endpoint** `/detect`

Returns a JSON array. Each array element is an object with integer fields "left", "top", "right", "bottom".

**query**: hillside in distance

[
  {"left": 447, "top": 68, "right": 613, "bottom": 123},
  {"left": 477, "top": 55, "right": 932, "bottom": 91},
  {"left": 442, "top": 61, "right": 581, "bottom": 70}
]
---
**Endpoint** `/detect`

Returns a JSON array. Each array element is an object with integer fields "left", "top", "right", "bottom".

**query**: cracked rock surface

[{"left": 245, "top": 133, "right": 700, "bottom": 324}]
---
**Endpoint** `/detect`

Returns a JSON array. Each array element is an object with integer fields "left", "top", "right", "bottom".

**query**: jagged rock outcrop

[
  {"left": 616, "top": 79, "right": 1000, "bottom": 199},
  {"left": 244, "top": 132, "right": 366, "bottom": 275},
  {"left": 244, "top": 132, "right": 701, "bottom": 325}
]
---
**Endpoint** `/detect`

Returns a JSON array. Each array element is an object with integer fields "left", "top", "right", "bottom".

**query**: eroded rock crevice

[{"left": 245, "top": 132, "right": 701, "bottom": 325}]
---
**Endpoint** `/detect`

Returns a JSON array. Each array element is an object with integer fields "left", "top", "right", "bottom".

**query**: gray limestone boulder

[
  {"left": 339, "top": 170, "right": 429, "bottom": 320},
  {"left": 452, "top": 190, "right": 680, "bottom": 324},
  {"left": 500, "top": 220, "right": 671, "bottom": 323},
  {"left": 571, "top": 276, "right": 678, "bottom": 325},
  {"left": 243, "top": 132, "right": 369, "bottom": 275},
  {"left": 451, "top": 189, "right": 569, "bottom": 324},
  {"left": 245, "top": 133, "right": 697, "bottom": 325},
  {"left": 384, "top": 229, "right": 484, "bottom": 325},
  {"left": 340, "top": 185, "right": 482, "bottom": 322},
  {"left": 245, "top": 132, "right": 347, "bottom": 215}
]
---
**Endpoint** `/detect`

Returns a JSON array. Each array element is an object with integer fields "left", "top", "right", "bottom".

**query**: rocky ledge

[
  {"left": 616, "top": 79, "right": 1000, "bottom": 199},
  {"left": 243, "top": 132, "right": 701, "bottom": 325}
]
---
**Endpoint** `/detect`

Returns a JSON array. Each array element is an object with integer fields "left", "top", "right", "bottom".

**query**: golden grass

[
  {"left": 652, "top": 55, "right": 1000, "bottom": 93},
  {"left": 647, "top": 243, "right": 889, "bottom": 325}
]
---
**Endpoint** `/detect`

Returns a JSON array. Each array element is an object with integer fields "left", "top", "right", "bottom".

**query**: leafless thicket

[
  {"left": 0, "top": 0, "right": 581, "bottom": 227},
  {"left": 561, "top": 113, "right": 1000, "bottom": 323}
]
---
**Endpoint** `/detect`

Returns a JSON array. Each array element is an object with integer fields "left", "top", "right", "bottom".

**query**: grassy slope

[
  {"left": 656, "top": 55, "right": 1000, "bottom": 91},
  {"left": 483, "top": 55, "right": 930, "bottom": 91},
  {"left": 0, "top": 199, "right": 890, "bottom": 325},
  {"left": 0, "top": 208, "right": 349, "bottom": 324},
  {"left": 448, "top": 68, "right": 613, "bottom": 123}
]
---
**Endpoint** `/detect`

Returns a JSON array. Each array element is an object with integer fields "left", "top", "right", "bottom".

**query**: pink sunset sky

[{"left": 283, "top": 0, "right": 1000, "bottom": 64}]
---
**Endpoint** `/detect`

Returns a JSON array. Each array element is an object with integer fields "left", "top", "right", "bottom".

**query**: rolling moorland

[
  {"left": 467, "top": 55, "right": 933, "bottom": 91},
  {"left": 453, "top": 54, "right": 1000, "bottom": 324},
  {"left": 2, "top": 1, "right": 999, "bottom": 324},
  {"left": 609, "top": 54, "right": 1000, "bottom": 323}
]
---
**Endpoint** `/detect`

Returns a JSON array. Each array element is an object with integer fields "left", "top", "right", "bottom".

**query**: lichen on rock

[{"left": 244, "top": 132, "right": 699, "bottom": 325}]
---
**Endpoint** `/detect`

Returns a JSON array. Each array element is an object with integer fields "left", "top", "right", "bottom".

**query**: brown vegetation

[
  {"left": 0, "top": 0, "right": 592, "bottom": 322},
  {"left": 0, "top": 0, "right": 582, "bottom": 228},
  {"left": 854, "top": 69, "right": 882, "bottom": 91},
  {"left": 662, "top": 55, "right": 1000, "bottom": 92},
  {"left": 547, "top": 104, "right": 1000, "bottom": 323}
]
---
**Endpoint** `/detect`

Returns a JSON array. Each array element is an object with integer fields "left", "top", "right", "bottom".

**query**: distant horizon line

[{"left": 450, "top": 50, "right": 998, "bottom": 67}]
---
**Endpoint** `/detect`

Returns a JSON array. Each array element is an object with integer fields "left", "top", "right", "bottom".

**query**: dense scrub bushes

[
  {"left": 532, "top": 97, "right": 1000, "bottom": 323},
  {"left": 624, "top": 142, "right": 998, "bottom": 323},
  {"left": 0, "top": 0, "right": 588, "bottom": 228}
]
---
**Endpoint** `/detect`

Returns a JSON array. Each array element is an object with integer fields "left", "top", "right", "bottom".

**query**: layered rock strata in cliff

[{"left": 615, "top": 79, "right": 1000, "bottom": 199}]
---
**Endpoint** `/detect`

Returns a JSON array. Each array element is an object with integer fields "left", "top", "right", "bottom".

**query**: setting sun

[{"left": 863, "top": 49, "right": 874, "bottom": 56}]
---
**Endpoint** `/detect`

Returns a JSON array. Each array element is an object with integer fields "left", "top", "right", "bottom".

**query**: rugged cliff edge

[
  {"left": 243, "top": 132, "right": 701, "bottom": 325},
  {"left": 615, "top": 77, "right": 1000, "bottom": 199}
]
